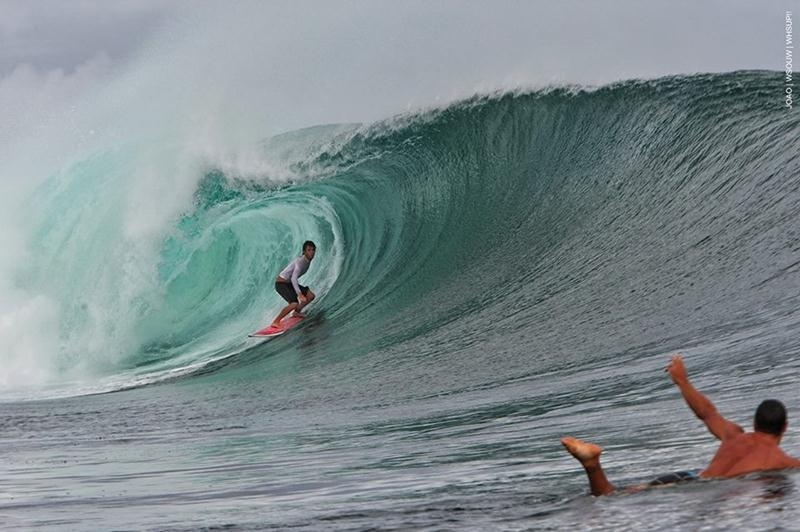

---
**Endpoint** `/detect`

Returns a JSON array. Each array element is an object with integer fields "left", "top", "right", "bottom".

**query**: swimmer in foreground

[{"left": 561, "top": 354, "right": 800, "bottom": 496}]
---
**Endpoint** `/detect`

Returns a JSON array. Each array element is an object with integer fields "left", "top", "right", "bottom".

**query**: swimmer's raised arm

[{"left": 666, "top": 354, "right": 744, "bottom": 441}]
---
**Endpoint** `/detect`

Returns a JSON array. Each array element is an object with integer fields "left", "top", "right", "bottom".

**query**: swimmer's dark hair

[
  {"left": 303, "top": 240, "right": 316, "bottom": 252},
  {"left": 754, "top": 399, "right": 787, "bottom": 435}
]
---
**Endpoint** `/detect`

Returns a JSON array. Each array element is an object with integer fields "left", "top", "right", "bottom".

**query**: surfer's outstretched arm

[
  {"left": 561, "top": 437, "right": 616, "bottom": 496},
  {"left": 666, "top": 354, "right": 743, "bottom": 441}
]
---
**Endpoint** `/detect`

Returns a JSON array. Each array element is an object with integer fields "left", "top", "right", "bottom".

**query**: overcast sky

[
  {"left": 1, "top": 1, "right": 790, "bottom": 73},
  {"left": 0, "top": 0, "right": 795, "bottom": 135}
]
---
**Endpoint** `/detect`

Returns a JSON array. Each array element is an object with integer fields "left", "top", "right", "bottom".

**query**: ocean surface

[{"left": 2, "top": 70, "right": 800, "bottom": 530}]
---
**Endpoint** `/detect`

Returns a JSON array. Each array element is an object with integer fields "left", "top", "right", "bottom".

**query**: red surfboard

[{"left": 249, "top": 314, "right": 305, "bottom": 338}]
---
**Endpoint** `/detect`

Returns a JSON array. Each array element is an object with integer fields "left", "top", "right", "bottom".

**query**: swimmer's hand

[{"left": 666, "top": 354, "right": 689, "bottom": 384}]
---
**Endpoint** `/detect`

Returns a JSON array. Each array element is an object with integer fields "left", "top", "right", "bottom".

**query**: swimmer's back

[{"left": 701, "top": 432, "right": 800, "bottom": 478}]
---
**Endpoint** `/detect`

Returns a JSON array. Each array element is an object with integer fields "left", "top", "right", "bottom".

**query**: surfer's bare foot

[
  {"left": 561, "top": 436, "right": 603, "bottom": 465},
  {"left": 293, "top": 311, "right": 306, "bottom": 318}
]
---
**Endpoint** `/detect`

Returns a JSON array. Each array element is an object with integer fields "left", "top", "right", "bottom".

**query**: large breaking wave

[{"left": 3, "top": 70, "right": 799, "bottom": 400}]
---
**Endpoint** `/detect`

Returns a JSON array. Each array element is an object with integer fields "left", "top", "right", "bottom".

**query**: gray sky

[
  {"left": 0, "top": 0, "right": 796, "bottom": 135},
  {"left": 0, "top": 1, "right": 789, "bottom": 73},
  {"left": 0, "top": 1, "right": 171, "bottom": 73}
]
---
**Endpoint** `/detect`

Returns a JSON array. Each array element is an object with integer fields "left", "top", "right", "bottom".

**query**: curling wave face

[{"left": 3, "top": 70, "right": 799, "bottom": 400}]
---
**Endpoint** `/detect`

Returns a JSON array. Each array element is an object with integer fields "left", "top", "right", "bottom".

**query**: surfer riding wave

[{"left": 270, "top": 240, "right": 317, "bottom": 328}]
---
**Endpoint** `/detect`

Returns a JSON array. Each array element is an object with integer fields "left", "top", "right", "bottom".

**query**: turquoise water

[{"left": 3, "top": 71, "right": 800, "bottom": 530}]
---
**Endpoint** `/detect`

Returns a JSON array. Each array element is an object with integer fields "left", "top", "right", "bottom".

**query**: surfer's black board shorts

[
  {"left": 275, "top": 281, "right": 309, "bottom": 304},
  {"left": 648, "top": 469, "right": 701, "bottom": 486}
]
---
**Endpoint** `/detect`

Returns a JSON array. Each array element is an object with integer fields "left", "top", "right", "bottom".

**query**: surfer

[
  {"left": 561, "top": 354, "right": 800, "bottom": 496},
  {"left": 270, "top": 240, "right": 317, "bottom": 327}
]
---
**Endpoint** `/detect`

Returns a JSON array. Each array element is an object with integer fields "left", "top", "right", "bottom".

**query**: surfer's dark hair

[
  {"left": 303, "top": 240, "right": 316, "bottom": 252},
  {"left": 754, "top": 399, "right": 787, "bottom": 435}
]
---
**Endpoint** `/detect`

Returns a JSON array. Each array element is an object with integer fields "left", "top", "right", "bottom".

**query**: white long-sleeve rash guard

[{"left": 279, "top": 255, "right": 311, "bottom": 295}]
